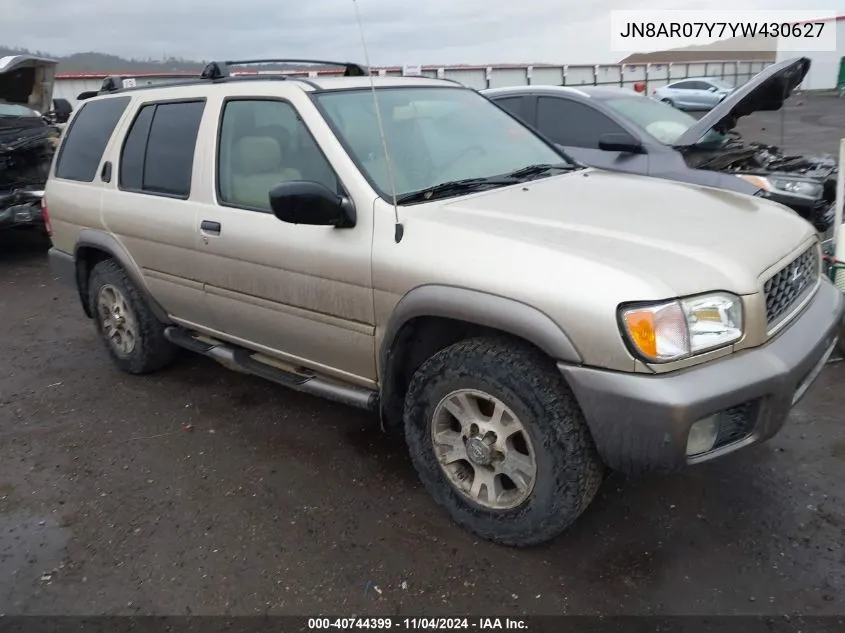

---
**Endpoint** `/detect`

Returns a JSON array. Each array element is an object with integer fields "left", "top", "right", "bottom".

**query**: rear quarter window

[{"left": 54, "top": 96, "right": 130, "bottom": 182}]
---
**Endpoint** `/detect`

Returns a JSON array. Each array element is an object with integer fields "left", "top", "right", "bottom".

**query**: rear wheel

[
  {"left": 403, "top": 336, "right": 604, "bottom": 547},
  {"left": 661, "top": 98, "right": 675, "bottom": 108},
  {"left": 87, "top": 260, "right": 176, "bottom": 374}
]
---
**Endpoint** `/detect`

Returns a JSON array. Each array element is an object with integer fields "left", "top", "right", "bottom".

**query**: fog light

[{"left": 686, "top": 415, "right": 719, "bottom": 456}]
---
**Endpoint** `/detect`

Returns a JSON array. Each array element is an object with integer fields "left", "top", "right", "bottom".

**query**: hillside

[{"left": 0, "top": 46, "right": 208, "bottom": 73}]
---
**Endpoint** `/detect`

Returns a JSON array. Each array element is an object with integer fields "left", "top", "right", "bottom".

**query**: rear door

[
  {"left": 99, "top": 96, "right": 212, "bottom": 327},
  {"left": 534, "top": 96, "right": 649, "bottom": 174}
]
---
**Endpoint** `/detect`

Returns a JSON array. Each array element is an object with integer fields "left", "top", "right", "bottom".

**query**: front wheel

[{"left": 403, "top": 337, "right": 604, "bottom": 547}]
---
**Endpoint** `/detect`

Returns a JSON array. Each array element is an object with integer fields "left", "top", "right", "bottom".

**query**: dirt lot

[{"left": 1, "top": 93, "right": 844, "bottom": 617}]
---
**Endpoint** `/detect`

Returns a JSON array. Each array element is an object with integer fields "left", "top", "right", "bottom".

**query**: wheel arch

[
  {"left": 377, "top": 285, "right": 582, "bottom": 427},
  {"left": 73, "top": 228, "right": 170, "bottom": 323}
]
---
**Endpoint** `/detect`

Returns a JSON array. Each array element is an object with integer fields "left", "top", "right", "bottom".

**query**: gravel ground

[{"left": 1, "top": 93, "right": 844, "bottom": 617}]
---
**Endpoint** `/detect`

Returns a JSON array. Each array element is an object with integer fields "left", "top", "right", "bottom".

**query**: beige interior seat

[{"left": 229, "top": 136, "right": 302, "bottom": 210}]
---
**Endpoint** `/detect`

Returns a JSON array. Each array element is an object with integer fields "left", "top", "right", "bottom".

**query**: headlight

[
  {"left": 737, "top": 174, "right": 823, "bottom": 199},
  {"left": 619, "top": 292, "right": 744, "bottom": 363}
]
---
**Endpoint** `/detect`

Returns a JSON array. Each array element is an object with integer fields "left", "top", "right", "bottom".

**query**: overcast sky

[{"left": 1, "top": 0, "right": 843, "bottom": 65}]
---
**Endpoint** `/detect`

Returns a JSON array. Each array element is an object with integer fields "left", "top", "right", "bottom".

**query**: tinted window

[
  {"left": 55, "top": 97, "right": 130, "bottom": 182},
  {"left": 119, "top": 104, "right": 155, "bottom": 190},
  {"left": 669, "top": 81, "right": 695, "bottom": 90},
  {"left": 143, "top": 101, "right": 205, "bottom": 196},
  {"left": 536, "top": 97, "right": 625, "bottom": 149},
  {"left": 217, "top": 99, "right": 339, "bottom": 211},
  {"left": 493, "top": 96, "right": 529, "bottom": 123}
]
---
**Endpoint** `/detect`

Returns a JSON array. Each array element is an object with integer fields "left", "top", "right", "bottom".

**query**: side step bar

[{"left": 164, "top": 326, "right": 379, "bottom": 412}]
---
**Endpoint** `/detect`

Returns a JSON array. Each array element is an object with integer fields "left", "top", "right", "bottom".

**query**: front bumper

[
  {"left": 0, "top": 190, "right": 44, "bottom": 230},
  {"left": 560, "top": 278, "right": 844, "bottom": 475}
]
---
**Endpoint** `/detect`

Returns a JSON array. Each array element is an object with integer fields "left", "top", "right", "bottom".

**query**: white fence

[
  {"left": 377, "top": 60, "right": 773, "bottom": 92},
  {"left": 54, "top": 59, "right": 774, "bottom": 108}
]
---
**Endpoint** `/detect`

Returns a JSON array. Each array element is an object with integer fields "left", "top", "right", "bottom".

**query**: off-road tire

[
  {"left": 87, "top": 260, "right": 176, "bottom": 375},
  {"left": 403, "top": 336, "right": 604, "bottom": 547}
]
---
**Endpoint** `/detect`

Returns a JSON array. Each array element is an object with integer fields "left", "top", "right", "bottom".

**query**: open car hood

[
  {"left": 674, "top": 56, "right": 810, "bottom": 147},
  {"left": 0, "top": 55, "right": 59, "bottom": 115}
]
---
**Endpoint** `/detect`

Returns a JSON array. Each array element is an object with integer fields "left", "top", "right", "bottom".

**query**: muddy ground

[{"left": 1, "top": 93, "right": 844, "bottom": 617}]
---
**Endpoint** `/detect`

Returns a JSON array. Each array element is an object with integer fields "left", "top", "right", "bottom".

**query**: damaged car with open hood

[
  {"left": 0, "top": 54, "right": 69, "bottom": 233},
  {"left": 483, "top": 56, "right": 838, "bottom": 233}
]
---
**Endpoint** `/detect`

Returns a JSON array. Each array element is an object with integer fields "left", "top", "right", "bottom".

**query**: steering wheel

[{"left": 432, "top": 145, "right": 488, "bottom": 180}]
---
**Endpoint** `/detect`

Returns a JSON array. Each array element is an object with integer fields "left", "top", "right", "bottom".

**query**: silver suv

[{"left": 44, "top": 59, "right": 844, "bottom": 547}]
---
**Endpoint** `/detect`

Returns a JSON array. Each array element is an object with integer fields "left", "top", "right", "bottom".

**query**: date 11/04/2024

[{"left": 307, "top": 617, "right": 528, "bottom": 630}]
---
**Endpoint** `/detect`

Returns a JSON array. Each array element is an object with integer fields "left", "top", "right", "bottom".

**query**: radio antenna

[{"left": 351, "top": 0, "right": 404, "bottom": 243}]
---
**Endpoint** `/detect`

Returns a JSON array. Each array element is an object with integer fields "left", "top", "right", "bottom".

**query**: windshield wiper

[
  {"left": 394, "top": 163, "right": 578, "bottom": 205},
  {"left": 502, "top": 162, "right": 578, "bottom": 180},
  {"left": 395, "top": 176, "right": 515, "bottom": 204}
]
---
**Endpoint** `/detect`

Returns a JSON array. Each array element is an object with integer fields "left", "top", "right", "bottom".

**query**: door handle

[{"left": 200, "top": 220, "right": 221, "bottom": 234}]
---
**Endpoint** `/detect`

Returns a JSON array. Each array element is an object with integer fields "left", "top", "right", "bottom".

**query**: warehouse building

[{"left": 775, "top": 15, "right": 845, "bottom": 91}]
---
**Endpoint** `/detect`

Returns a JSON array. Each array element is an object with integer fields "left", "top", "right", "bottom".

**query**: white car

[{"left": 653, "top": 77, "right": 734, "bottom": 110}]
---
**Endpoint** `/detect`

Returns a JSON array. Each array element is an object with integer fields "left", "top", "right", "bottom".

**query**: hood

[
  {"left": 430, "top": 169, "right": 815, "bottom": 297},
  {"left": 0, "top": 55, "right": 59, "bottom": 115},
  {"left": 674, "top": 56, "right": 810, "bottom": 147}
]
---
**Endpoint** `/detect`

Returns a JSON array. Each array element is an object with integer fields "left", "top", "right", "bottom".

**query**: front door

[{"left": 190, "top": 95, "right": 377, "bottom": 384}]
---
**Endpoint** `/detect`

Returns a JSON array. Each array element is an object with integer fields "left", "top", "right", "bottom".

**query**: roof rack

[{"left": 200, "top": 59, "right": 369, "bottom": 80}]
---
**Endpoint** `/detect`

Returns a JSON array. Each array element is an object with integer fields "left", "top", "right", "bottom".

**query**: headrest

[
  {"left": 233, "top": 136, "right": 281, "bottom": 174},
  {"left": 254, "top": 125, "right": 292, "bottom": 150}
]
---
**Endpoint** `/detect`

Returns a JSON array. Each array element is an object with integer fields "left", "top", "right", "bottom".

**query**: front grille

[{"left": 763, "top": 246, "right": 819, "bottom": 328}]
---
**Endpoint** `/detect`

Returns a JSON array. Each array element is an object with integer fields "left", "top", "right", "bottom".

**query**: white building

[{"left": 776, "top": 15, "right": 845, "bottom": 90}]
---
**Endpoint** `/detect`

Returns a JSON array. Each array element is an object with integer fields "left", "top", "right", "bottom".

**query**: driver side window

[
  {"left": 217, "top": 99, "right": 339, "bottom": 212},
  {"left": 536, "top": 97, "right": 625, "bottom": 149}
]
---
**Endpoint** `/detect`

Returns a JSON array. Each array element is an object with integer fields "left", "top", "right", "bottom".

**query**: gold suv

[{"left": 44, "top": 59, "right": 844, "bottom": 547}]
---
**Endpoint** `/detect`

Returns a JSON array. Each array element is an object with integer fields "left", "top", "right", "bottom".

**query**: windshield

[
  {"left": 0, "top": 103, "right": 39, "bottom": 118},
  {"left": 314, "top": 87, "right": 571, "bottom": 202},
  {"left": 603, "top": 97, "right": 726, "bottom": 146}
]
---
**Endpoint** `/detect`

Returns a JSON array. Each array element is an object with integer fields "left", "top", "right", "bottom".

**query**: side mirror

[
  {"left": 269, "top": 181, "right": 356, "bottom": 228},
  {"left": 52, "top": 99, "right": 73, "bottom": 123},
  {"left": 598, "top": 132, "right": 645, "bottom": 154},
  {"left": 708, "top": 86, "right": 718, "bottom": 92}
]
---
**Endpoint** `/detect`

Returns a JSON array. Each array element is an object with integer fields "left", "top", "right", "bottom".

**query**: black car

[
  {"left": 0, "top": 55, "right": 68, "bottom": 233},
  {"left": 483, "top": 57, "right": 837, "bottom": 233}
]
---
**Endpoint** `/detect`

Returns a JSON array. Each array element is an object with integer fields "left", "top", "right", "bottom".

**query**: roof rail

[{"left": 200, "top": 58, "right": 369, "bottom": 80}]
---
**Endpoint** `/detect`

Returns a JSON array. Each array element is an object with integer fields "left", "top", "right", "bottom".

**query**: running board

[{"left": 164, "top": 326, "right": 379, "bottom": 411}]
